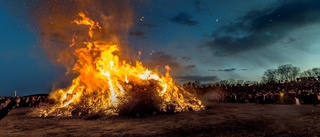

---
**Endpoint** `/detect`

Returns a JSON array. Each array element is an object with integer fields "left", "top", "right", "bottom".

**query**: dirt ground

[{"left": 1, "top": 103, "right": 320, "bottom": 137}]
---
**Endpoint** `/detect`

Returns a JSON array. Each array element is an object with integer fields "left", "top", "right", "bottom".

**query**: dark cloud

[
  {"left": 203, "top": 0, "right": 320, "bottom": 56},
  {"left": 142, "top": 23, "right": 157, "bottom": 28},
  {"left": 144, "top": 51, "right": 183, "bottom": 74},
  {"left": 218, "top": 68, "right": 236, "bottom": 72},
  {"left": 129, "top": 31, "right": 146, "bottom": 39},
  {"left": 175, "top": 75, "right": 219, "bottom": 82},
  {"left": 181, "top": 56, "right": 192, "bottom": 61},
  {"left": 185, "top": 64, "right": 196, "bottom": 69},
  {"left": 209, "top": 68, "right": 247, "bottom": 72},
  {"left": 170, "top": 12, "right": 198, "bottom": 26}
]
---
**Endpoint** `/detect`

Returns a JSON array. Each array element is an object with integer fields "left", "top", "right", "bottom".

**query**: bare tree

[
  {"left": 262, "top": 69, "right": 278, "bottom": 83},
  {"left": 277, "top": 64, "right": 300, "bottom": 82},
  {"left": 300, "top": 69, "right": 315, "bottom": 77},
  {"left": 262, "top": 64, "right": 300, "bottom": 83},
  {"left": 312, "top": 68, "right": 320, "bottom": 77},
  {"left": 236, "top": 80, "right": 244, "bottom": 85},
  {"left": 300, "top": 67, "right": 320, "bottom": 78}
]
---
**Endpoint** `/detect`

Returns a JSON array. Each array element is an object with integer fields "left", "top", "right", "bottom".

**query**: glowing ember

[{"left": 40, "top": 13, "right": 204, "bottom": 117}]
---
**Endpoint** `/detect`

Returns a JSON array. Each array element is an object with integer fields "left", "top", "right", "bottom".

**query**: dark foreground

[{"left": 1, "top": 104, "right": 319, "bottom": 137}]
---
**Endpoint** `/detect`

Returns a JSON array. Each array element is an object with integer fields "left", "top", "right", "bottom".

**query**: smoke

[
  {"left": 6, "top": 0, "right": 136, "bottom": 89},
  {"left": 2, "top": 0, "right": 194, "bottom": 87},
  {"left": 29, "top": 1, "right": 134, "bottom": 71}
]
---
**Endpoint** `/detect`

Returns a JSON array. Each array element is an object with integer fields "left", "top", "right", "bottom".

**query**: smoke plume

[{"left": 32, "top": 1, "right": 134, "bottom": 72}]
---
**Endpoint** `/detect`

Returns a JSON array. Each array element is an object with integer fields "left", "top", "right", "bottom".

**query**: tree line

[
  {"left": 214, "top": 64, "right": 320, "bottom": 85},
  {"left": 262, "top": 64, "right": 320, "bottom": 83}
]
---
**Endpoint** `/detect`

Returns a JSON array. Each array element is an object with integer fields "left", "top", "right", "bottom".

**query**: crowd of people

[
  {"left": 0, "top": 94, "right": 49, "bottom": 110},
  {"left": 2, "top": 77, "right": 320, "bottom": 113},
  {"left": 183, "top": 77, "right": 320, "bottom": 105}
]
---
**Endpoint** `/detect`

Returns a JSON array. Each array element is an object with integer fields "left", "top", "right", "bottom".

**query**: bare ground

[{"left": 1, "top": 103, "right": 320, "bottom": 137}]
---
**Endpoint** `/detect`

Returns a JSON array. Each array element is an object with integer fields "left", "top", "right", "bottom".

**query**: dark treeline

[{"left": 261, "top": 64, "right": 320, "bottom": 83}]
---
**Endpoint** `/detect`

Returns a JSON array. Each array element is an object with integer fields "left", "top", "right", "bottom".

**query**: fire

[{"left": 41, "top": 13, "right": 204, "bottom": 117}]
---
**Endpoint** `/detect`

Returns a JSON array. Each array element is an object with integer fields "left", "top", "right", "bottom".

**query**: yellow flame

[{"left": 42, "top": 13, "right": 203, "bottom": 116}]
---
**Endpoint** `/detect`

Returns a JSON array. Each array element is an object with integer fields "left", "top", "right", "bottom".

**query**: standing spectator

[{"left": 0, "top": 97, "right": 20, "bottom": 120}]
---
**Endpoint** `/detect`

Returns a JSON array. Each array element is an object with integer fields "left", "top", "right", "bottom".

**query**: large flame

[{"left": 41, "top": 13, "right": 203, "bottom": 117}]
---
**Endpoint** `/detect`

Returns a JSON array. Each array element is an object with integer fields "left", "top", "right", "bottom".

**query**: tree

[
  {"left": 262, "top": 64, "right": 300, "bottom": 83},
  {"left": 312, "top": 68, "right": 320, "bottom": 77},
  {"left": 277, "top": 64, "right": 300, "bottom": 82},
  {"left": 262, "top": 69, "right": 278, "bottom": 83},
  {"left": 300, "top": 69, "right": 314, "bottom": 77},
  {"left": 228, "top": 78, "right": 236, "bottom": 85},
  {"left": 236, "top": 80, "right": 244, "bottom": 85},
  {"left": 218, "top": 80, "right": 229, "bottom": 85},
  {"left": 300, "top": 67, "right": 320, "bottom": 78}
]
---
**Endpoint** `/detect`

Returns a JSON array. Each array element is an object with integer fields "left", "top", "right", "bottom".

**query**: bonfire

[{"left": 39, "top": 13, "right": 204, "bottom": 117}]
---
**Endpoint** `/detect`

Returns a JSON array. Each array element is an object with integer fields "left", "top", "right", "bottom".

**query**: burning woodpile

[{"left": 33, "top": 1, "right": 203, "bottom": 117}]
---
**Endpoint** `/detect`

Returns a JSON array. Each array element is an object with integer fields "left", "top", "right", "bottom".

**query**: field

[{"left": 1, "top": 103, "right": 320, "bottom": 137}]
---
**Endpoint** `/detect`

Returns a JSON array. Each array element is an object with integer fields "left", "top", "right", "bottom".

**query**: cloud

[
  {"left": 181, "top": 56, "right": 192, "bottom": 61},
  {"left": 142, "top": 23, "right": 157, "bottom": 28},
  {"left": 209, "top": 68, "right": 248, "bottom": 72},
  {"left": 185, "top": 64, "right": 196, "bottom": 69},
  {"left": 202, "top": 0, "right": 320, "bottom": 56},
  {"left": 175, "top": 75, "right": 219, "bottom": 82},
  {"left": 129, "top": 31, "right": 146, "bottom": 39},
  {"left": 143, "top": 51, "right": 183, "bottom": 74},
  {"left": 170, "top": 12, "right": 198, "bottom": 26},
  {"left": 218, "top": 68, "right": 236, "bottom": 72}
]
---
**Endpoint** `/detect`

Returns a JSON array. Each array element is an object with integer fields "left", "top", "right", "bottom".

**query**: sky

[{"left": 1, "top": 0, "right": 320, "bottom": 96}]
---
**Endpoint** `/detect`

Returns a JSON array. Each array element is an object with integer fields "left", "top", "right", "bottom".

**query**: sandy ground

[{"left": 1, "top": 103, "right": 320, "bottom": 137}]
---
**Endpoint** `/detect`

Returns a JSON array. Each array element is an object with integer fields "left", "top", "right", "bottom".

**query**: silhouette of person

[{"left": 0, "top": 97, "right": 20, "bottom": 120}]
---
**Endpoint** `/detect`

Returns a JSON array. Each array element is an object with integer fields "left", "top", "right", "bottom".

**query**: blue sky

[
  {"left": 0, "top": 6, "right": 57, "bottom": 96},
  {"left": 1, "top": 0, "right": 320, "bottom": 96},
  {"left": 129, "top": 0, "right": 320, "bottom": 81}
]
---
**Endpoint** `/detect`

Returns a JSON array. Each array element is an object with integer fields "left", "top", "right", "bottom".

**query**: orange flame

[{"left": 41, "top": 13, "right": 203, "bottom": 117}]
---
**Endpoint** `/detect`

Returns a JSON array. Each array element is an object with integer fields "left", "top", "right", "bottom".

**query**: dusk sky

[{"left": 1, "top": 0, "right": 320, "bottom": 96}]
